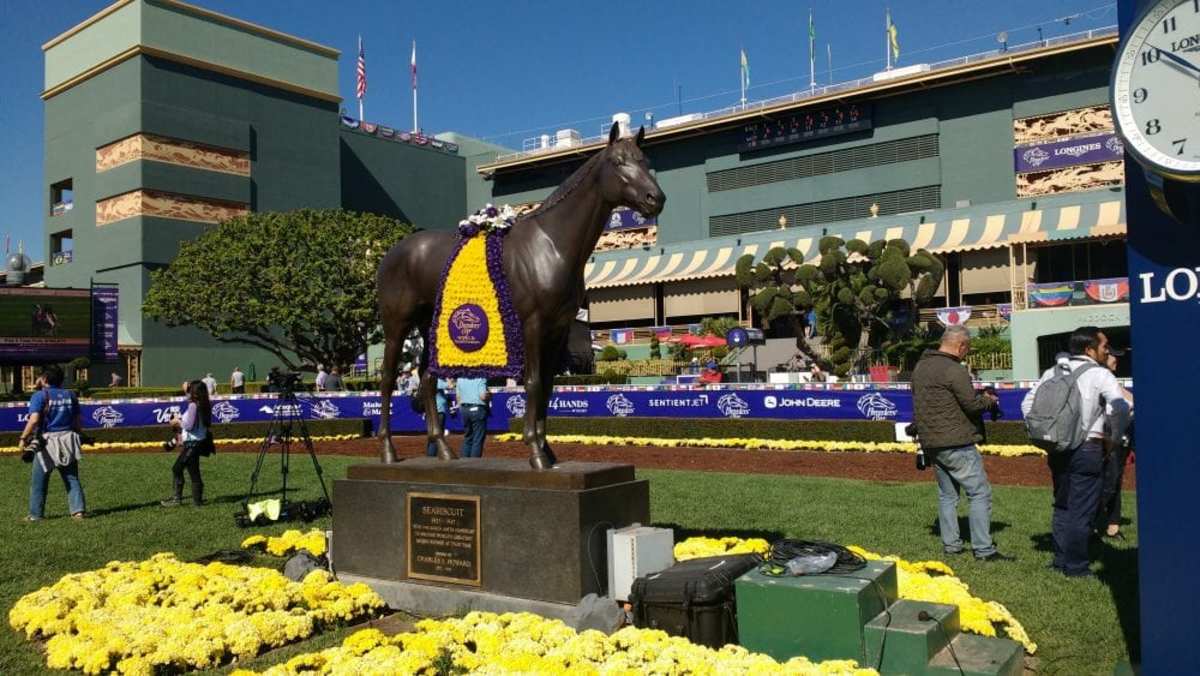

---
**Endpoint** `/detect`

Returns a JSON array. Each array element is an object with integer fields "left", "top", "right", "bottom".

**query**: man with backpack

[
  {"left": 912, "top": 326, "right": 1012, "bottom": 561},
  {"left": 1022, "top": 326, "right": 1132, "bottom": 578}
]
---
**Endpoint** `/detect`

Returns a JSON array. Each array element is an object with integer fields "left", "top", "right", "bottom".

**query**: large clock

[{"left": 1112, "top": 0, "right": 1200, "bottom": 220}]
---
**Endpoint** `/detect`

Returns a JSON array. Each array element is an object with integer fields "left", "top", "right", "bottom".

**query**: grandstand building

[
  {"left": 39, "top": 0, "right": 1126, "bottom": 385},
  {"left": 468, "top": 29, "right": 1128, "bottom": 381}
]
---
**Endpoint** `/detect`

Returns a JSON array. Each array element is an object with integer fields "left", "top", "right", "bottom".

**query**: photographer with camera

[
  {"left": 18, "top": 365, "right": 86, "bottom": 521},
  {"left": 912, "top": 326, "right": 1012, "bottom": 562},
  {"left": 160, "top": 380, "right": 214, "bottom": 507}
]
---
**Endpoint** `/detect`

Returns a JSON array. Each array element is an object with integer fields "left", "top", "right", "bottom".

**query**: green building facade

[{"left": 41, "top": 0, "right": 468, "bottom": 386}]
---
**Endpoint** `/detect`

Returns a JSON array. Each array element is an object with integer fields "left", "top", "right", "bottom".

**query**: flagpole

[
  {"left": 411, "top": 40, "right": 418, "bottom": 133},
  {"left": 827, "top": 43, "right": 832, "bottom": 85},
  {"left": 885, "top": 8, "right": 892, "bottom": 71},
  {"left": 356, "top": 36, "right": 365, "bottom": 120}
]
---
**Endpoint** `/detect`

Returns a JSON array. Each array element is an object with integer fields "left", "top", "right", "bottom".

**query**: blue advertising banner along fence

[{"left": 0, "top": 387, "right": 1033, "bottom": 435}]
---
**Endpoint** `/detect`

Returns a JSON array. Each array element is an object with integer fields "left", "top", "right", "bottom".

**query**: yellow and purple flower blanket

[{"left": 429, "top": 223, "right": 524, "bottom": 379}]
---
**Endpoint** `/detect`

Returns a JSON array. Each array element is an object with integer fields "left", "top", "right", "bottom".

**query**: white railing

[{"left": 493, "top": 26, "right": 1117, "bottom": 165}]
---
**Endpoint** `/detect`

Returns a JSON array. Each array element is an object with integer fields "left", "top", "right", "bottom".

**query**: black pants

[
  {"left": 1048, "top": 439, "right": 1104, "bottom": 575},
  {"left": 172, "top": 444, "right": 204, "bottom": 503},
  {"left": 1097, "top": 444, "right": 1130, "bottom": 529}
]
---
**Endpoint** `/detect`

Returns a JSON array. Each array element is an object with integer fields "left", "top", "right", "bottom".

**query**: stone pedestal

[{"left": 332, "top": 457, "right": 649, "bottom": 611}]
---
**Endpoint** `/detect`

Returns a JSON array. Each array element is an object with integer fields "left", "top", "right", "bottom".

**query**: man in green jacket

[{"left": 911, "top": 326, "right": 1013, "bottom": 562}]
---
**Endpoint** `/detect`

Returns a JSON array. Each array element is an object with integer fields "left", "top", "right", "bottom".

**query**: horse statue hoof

[
  {"left": 436, "top": 444, "right": 459, "bottom": 461},
  {"left": 380, "top": 438, "right": 398, "bottom": 464},
  {"left": 529, "top": 452, "right": 555, "bottom": 470}
]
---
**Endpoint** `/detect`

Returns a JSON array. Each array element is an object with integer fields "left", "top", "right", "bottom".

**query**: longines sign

[{"left": 1139, "top": 268, "right": 1200, "bottom": 303}]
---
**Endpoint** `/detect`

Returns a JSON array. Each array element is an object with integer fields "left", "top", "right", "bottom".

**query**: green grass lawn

[{"left": 0, "top": 454, "right": 1137, "bottom": 675}]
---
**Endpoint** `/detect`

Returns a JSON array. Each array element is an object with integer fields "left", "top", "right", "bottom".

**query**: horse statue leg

[
  {"left": 377, "top": 334, "right": 402, "bottom": 463},
  {"left": 522, "top": 321, "right": 555, "bottom": 470},
  {"left": 420, "top": 369, "right": 456, "bottom": 461}
]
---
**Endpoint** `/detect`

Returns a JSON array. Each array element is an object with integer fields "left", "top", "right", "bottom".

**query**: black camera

[
  {"left": 268, "top": 370, "right": 302, "bottom": 393},
  {"left": 981, "top": 386, "right": 1003, "bottom": 422},
  {"left": 906, "top": 423, "right": 929, "bottom": 471}
]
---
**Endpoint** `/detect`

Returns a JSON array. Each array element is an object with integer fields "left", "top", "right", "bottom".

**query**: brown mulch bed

[{"left": 202, "top": 435, "right": 1136, "bottom": 489}]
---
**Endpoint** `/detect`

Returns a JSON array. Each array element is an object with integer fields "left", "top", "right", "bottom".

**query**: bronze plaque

[{"left": 406, "top": 492, "right": 481, "bottom": 586}]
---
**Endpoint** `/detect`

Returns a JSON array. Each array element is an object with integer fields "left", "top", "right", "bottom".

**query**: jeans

[
  {"left": 30, "top": 460, "right": 85, "bottom": 518},
  {"left": 461, "top": 405, "right": 488, "bottom": 458},
  {"left": 1096, "top": 444, "right": 1129, "bottom": 529},
  {"left": 171, "top": 445, "right": 204, "bottom": 503},
  {"left": 1049, "top": 440, "right": 1104, "bottom": 575},
  {"left": 426, "top": 412, "right": 446, "bottom": 457},
  {"left": 931, "top": 444, "right": 996, "bottom": 556}
]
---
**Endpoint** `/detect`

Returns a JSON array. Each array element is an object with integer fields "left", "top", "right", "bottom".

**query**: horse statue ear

[
  {"left": 635, "top": 126, "right": 646, "bottom": 146},
  {"left": 608, "top": 121, "right": 621, "bottom": 145}
]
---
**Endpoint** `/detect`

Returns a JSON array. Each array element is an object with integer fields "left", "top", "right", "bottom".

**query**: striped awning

[{"left": 584, "top": 193, "right": 1125, "bottom": 289}]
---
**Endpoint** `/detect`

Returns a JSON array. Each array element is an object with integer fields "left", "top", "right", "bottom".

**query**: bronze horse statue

[{"left": 376, "top": 122, "right": 666, "bottom": 469}]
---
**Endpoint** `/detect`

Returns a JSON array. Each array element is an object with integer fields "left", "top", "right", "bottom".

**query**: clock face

[{"left": 1112, "top": 0, "right": 1200, "bottom": 180}]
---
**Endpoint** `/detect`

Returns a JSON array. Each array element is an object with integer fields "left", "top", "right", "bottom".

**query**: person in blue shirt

[
  {"left": 456, "top": 377, "right": 490, "bottom": 458},
  {"left": 18, "top": 365, "right": 86, "bottom": 521},
  {"left": 426, "top": 378, "right": 450, "bottom": 457}
]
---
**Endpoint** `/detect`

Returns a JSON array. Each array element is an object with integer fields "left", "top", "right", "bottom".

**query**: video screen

[{"left": 0, "top": 287, "right": 93, "bottom": 361}]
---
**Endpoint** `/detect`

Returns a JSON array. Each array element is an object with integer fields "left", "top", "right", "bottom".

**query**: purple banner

[
  {"left": 91, "top": 286, "right": 118, "bottom": 363},
  {"left": 1014, "top": 132, "right": 1124, "bottom": 173},
  {"left": 606, "top": 206, "right": 656, "bottom": 231},
  {"left": 0, "top": 386, "right": 1063, "bottom": 436}
]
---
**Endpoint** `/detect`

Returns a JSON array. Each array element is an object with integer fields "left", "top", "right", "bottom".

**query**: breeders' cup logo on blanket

[
  {"left": 506, "top": 394, "right": 527, "bottom": 418},
  {"left": 310, "top": 399, "right": 341, "bottom": 420},
  {"left": 717, "top": 393, "right": 751, "bottom": 418},
  {"left": 1104, "top": 136, "right": 1124, "bottom": 155},
  {"left": 856, "top": 393, "right": 898, "bottom": 421},
  {"left": 448, "top": 303, "right": 489, "bottom": 352},
  {"left": 92, "top": 406, "right": 124, "bottom": 428},
  {"left": 605, "top": 393, "right": 635, "bottom": 417},
  {"left": 211, "top": 401, "right": 240, "bottom": 424}
]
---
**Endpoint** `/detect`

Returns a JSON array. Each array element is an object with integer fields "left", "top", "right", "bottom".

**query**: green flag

[
  {"left": 887, "top": 10, "right": 900, "bottom": 61},
  {"left": 809, "top": 10, "right": 816, "bottom": 63},
  {"left": 740, "top": 48, "right": 750, "bottom": 88}
]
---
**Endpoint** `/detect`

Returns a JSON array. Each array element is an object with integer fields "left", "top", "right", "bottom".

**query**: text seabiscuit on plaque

[{"left": 406, "top": 492, "right": 481, "bottom": 586}]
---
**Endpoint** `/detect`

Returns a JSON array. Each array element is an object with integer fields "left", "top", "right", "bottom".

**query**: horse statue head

[{"left": 597, "top": 122, "right": 666, "bottom": 219}]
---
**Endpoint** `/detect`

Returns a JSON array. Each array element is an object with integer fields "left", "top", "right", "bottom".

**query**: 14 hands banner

[{"left": 0, "top": 388, "right": 1033, "bottom": 435}]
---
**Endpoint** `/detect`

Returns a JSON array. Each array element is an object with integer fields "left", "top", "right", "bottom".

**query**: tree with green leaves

[
  {"left": 735, "top": 236, "right": 944, "bottom": 377},
  {"left": 144, "top": 209, "right": 412, "bottom": 372}
]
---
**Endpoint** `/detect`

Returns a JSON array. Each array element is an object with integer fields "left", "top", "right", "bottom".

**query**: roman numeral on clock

[{"left": 1163, "top": 16, "right": 1177, "bottom": 33}]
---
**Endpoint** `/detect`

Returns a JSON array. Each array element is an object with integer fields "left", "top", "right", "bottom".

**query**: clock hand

[{"left": 1151, "top": 45, "right": 1200, "bottom": 78}]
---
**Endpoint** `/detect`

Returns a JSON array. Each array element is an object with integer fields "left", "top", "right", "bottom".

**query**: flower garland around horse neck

[{"left": 458, "top": 203, "right": 517, "bottom": 238}]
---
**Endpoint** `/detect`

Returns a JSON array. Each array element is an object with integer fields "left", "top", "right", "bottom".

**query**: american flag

[{"left": 356, "top": 37, "right": 366, "bottom": 100}]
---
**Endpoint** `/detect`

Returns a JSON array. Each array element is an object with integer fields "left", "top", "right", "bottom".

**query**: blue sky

[{"left": 0, "top": 0, "right": 1117, "bottom": 260}]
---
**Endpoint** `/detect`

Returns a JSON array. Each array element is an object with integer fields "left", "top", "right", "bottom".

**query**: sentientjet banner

[{"left": 0, "top": 387, "right": 1034, "bottom": 435}]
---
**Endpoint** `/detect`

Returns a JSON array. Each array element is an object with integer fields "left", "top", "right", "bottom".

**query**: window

[
  {"left": 708, "top": 185, "right": 942, "bottom": 237},
  {"left": 50, "top": 179, "right": 73, "bottom": 216},
  {"left": 50, "top": 229, "right": 73, "bottom": 266}
]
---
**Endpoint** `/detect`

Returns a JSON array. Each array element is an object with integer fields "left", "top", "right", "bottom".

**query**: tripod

[{"left": 241, "top": 388, "right": 332, "bottom": 525}]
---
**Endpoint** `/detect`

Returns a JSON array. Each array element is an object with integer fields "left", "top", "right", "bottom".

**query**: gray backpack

[{"left": 1024, "top": 362, "right": 1098, "bottom": 453}]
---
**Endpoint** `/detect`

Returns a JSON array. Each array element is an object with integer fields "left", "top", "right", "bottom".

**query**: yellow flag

[
  {"left": 740, "top": 48, "right": 750, "bottom": 87},
  {"left": 887, "top": 12, "right": 900, "bottom": 61}
]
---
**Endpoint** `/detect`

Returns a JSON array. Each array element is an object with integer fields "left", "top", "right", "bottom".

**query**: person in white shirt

[
  {"left": 314, "top": 365, "right": 328, "bottom": 392},
  {"left": 1021, "top": 327, "right": 1132, "bottom": 578},
  {"left": 230, "top": 366, "right": 245, "bottom": 394},
  {"left": 201, "top": 373, "right": 217, "bottom": 397}
]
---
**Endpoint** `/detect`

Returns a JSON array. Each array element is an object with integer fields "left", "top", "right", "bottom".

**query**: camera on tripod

[{"left": 268, "top": 369, "right": 302, "bottom": 393}]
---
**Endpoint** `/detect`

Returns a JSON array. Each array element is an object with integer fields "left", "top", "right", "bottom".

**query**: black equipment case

[{"left": 628, "top": 553, "right": 761, "bottom": 648}]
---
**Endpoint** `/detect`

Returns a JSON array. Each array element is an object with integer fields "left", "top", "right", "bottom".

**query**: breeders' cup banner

[
  {"left": 1014, "top": 132, "right": 1124, "bottom": 173},
  {"left": 0, "top": 387, "right": 1039, "bottom": 434}
]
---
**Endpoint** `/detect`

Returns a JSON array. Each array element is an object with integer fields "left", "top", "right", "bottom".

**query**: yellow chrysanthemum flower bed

[
  {"left": 0, "top": 434, "right": 360, "bottom": 455},
  {"left": 846, "top": 546, "right": 1036, "bottom": 654},
  {"left": 493, "top": 433, "right": 1044, "bottom": 458},
  {"left": 242, "top": 529, "right": 328, "bottom": 558},
  {"left": 674, "top": 535, "right": 770, "bottom": 561},
  {"left": 231, "top": 611, "right": 877, "bottom": 676},
  {"left": 8, "top": 553, "right": 385, "bottom": 675}
]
